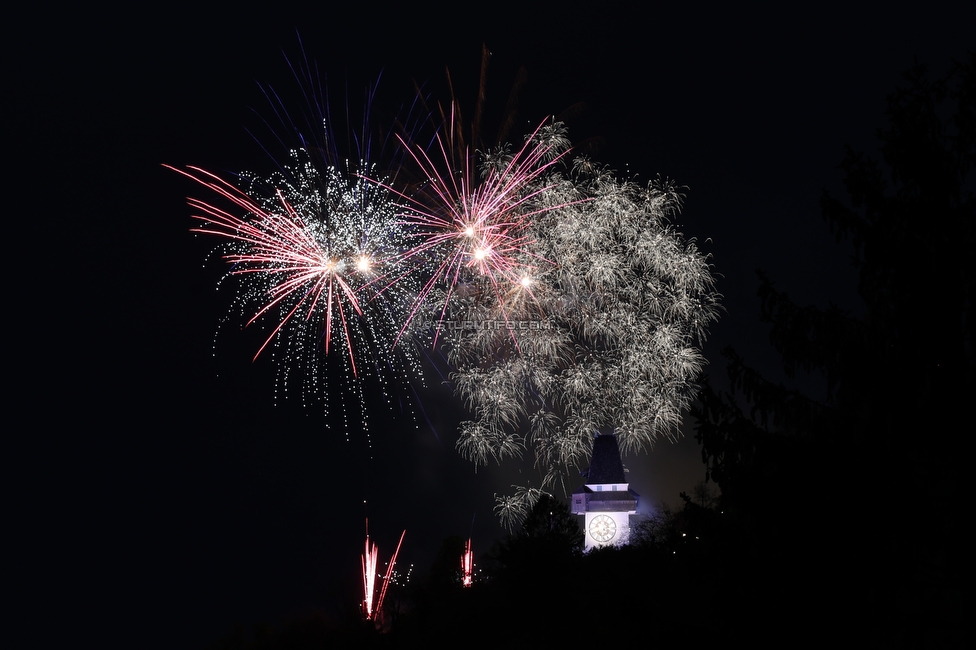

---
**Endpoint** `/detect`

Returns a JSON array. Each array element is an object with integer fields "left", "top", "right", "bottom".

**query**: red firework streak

[
  {"left": 381, "top": 111, "right": 577, "bottom": 344},
  {"left": 461, "top": 538, "right": 474, "bottom": 587},
  {"left": 167, "top": 165, "right": 364, "bottom": 375},
  {"left": 362, "top": 520, "right": 406, "bottom": 625}
]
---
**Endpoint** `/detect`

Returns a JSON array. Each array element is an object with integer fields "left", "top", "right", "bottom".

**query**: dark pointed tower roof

[
  {"left": 571, "top": 433, "right": 639, "bottom": 523},
  {"left": 583, "top": 434, "right": 626, "bottom": 483}
]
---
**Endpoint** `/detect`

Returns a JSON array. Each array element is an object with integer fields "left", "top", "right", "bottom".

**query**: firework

[
  {"left": 493, "top": 486, "right": 552, "bottom": 532},
  {"left": 461, "top": 538, "right": 474, "bottom": 587},
  {"left": 170, "top": 151, "right": 427, "bottom": 431},
  {"left": 171, "top": 41, "right": 441, "bottom": 436},
  {"left": 445, "top": 154, "right": 722, "bottom": 526},
  {"left": 382, "top": 114, "right": 582, "bottom": 343},
  {"left": 174, "top": 47, "right": 720, "bottom": 530},
  {"left": 362, "top": 521, "right": 406, "bottom": 626}
]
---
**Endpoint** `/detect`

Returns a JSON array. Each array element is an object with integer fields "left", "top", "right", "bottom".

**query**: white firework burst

[{"left": 442, "top": 140, "right": 721, "bottom": 525}]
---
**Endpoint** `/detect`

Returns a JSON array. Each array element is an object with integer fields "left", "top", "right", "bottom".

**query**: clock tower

[{"left": 570, "top": 433, "right": 639, "bottom": 551}]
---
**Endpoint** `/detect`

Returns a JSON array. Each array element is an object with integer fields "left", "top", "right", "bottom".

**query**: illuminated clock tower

[{"left": 570, "top": 433, "right": 639, "bottom": 551}]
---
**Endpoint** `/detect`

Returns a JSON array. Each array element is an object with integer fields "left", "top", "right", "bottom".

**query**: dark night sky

[{"left": 14, "top": 3, "right": 972, "bottom": 648}]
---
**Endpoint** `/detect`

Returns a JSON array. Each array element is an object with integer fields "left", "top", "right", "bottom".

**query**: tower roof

[{"left": 583, "top": 434, "right": 626, "bottom": 484}]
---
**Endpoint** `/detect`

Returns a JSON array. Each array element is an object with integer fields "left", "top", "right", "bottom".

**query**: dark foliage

[
  {"left": 426, "top": 534, "right": 468, "bottom": 591},
  {"left": 693, "top": 54, "right": 973, "bottom": 647},
  {"left": 486, "top": 494, "right": 583, "bottom": 577}
]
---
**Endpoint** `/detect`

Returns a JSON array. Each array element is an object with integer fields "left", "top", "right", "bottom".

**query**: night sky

[{"left": 16, "top": 3, "right": 972, "bottom": 648}]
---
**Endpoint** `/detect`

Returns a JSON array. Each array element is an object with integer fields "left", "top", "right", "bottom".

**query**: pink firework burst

[
  {"left": 384, "top": 112, "right": 577, "bottom": 341},
  {"left": 168, "top": 164, "right": 372, "bottom": 376}
]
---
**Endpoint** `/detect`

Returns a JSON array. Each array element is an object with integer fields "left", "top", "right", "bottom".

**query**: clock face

[{"left": 589, "top": 514, "right": 616, "bottom": 543}]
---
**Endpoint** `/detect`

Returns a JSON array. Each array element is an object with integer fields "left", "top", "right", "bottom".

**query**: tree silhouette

[
  {"left": 693, "top": 54, "right": 972, "bottom": 646},
  {"left": 426, "top": 535, "right": 467, "bottom": 591},
  {"left": 485, "top": 494, "right": 582, "bottom": 581}
]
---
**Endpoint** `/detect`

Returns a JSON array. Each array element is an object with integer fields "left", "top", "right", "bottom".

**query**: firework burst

[
  {"left": 170, "top": 149, "right": 427, "bottom": 432},
  {"left": 383, "top": 113, "right": 581, "bottom": 342},
  {"left": 171, "top": 37, "right": 445, "bottom": 438},
  {"left": 444, "top": 152, "right": 722, "bottom": 528}
]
